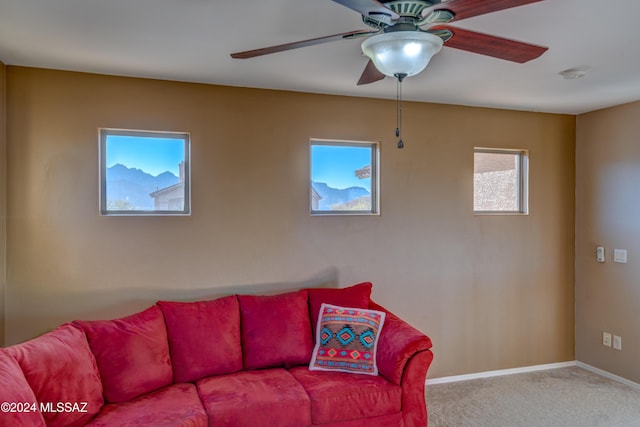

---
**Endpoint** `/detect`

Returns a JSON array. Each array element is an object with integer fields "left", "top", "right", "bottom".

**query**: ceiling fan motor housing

[
  {"left": 363, "top": 0, "right": 454, "bottom": 31},
  {"left": 384, "top": 0, "right": 432, "bottom": 16}
]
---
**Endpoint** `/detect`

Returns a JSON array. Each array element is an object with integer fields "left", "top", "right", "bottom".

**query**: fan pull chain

[{"left": 395, "top": 73, "right": 406, "bottom": 149}]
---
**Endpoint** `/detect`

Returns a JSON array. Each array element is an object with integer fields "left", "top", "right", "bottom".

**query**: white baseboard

[
  {"left": 426, "top": 360, "right": 640, "bottom": 390},
  {"left": 426, "top": 361, "right": 577, "bottom": 385},
  {"left": 576, "top": 361, "right": 640, "bottom": 390}
]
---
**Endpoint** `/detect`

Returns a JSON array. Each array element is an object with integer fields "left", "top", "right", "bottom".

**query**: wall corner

[{"left": 0, "top": 59, "right": 6, "bottom": 347}]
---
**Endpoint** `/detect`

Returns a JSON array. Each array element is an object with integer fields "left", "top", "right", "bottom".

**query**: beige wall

[
  {"left": 5, "top": 66, "right": 575, "bottom": 377},
  {"left": 576, "top": 101, "right": 640, "bottom": 382},
  {"left": 0, "top": 60, "right": 5, "bottom": 346}
]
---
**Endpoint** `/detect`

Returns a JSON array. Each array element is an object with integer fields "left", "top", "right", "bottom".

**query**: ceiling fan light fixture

[{"left": 361, "top": 31, "right": 443, "bottom": 78}]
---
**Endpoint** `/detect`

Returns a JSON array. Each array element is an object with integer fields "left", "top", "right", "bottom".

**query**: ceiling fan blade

[
  {"left": 231, "top": 30, "right": 372, "bottom": 59},
  {"left": 357, "top": 60, "right": 385, "bottom": 85},
  {"left": 331, "top": 0, "right": 398, "bottom": 20},
  {"left": 427, "top": 0, "right": 543, "bottom": 22},
  {"left": 431, "top": 25, "right": 547, "bottom": 63}
]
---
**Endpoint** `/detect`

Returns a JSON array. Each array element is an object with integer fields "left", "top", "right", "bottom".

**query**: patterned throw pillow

[{"left": 309, "top": 303, "right": 386, "bottom": 376}]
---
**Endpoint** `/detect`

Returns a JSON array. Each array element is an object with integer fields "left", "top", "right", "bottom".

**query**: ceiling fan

[{"left": 230, "top": 0, "right": 548, "bottom": 85}]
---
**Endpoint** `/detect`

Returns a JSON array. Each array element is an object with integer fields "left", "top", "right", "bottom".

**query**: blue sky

[
  {"left": 311, "top": 144, "right": 372, "bottom": 191},
  {"left": 106, "top": 134, "right": 185, "bottom": 176}
]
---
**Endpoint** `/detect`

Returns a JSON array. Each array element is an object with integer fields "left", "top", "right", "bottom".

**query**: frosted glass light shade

[{"left": 361, "top": 31, "right": 443, "bottom": 78}]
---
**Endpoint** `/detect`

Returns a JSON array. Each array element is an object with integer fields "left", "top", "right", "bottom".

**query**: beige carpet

[{"left": 427, "top": 367, "right": 640, "bottom": 427}]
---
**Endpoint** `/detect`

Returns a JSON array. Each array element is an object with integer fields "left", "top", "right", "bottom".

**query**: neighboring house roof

[
  {"left": 311, "top": 187, "right": 322, "bottom": 201},
  {"left": 355, "top": 165, "right": 371, "bottom": 179},
  {"left": 474, "top": 153, "right": 516, "bottom": 174},
  {"left": 150, "top": 182, "right": 184, "bottom": 198}
]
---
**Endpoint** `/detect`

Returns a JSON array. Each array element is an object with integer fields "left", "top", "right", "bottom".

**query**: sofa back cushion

[
  {"left": 75, "top": 305, "right": 172, "bottom": 403},
  {"left": 0, "top": 350, "right": 47, "bottom": 427},
  {"left": 238, "top": 290, "right": 313, "bottom": 370},
  {"left": 158, "top": 295, "right": 242, "bottom": 383},
  {"left": 307, "top": 282, "right": 373, "bottom": 336},
  {"left": 5, "top": 324, "right": 104, "bottom": 427}
]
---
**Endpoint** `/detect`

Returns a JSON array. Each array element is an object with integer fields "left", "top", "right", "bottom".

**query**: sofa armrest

[
  {"left": 370, "top": 301, "right": 433, "bottom": 386},
  {"left": 401, "top": 348, "right": 434, "bottom": 427}
]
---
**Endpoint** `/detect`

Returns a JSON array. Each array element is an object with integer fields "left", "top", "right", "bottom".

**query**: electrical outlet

[
  {"left": 613, "top": 335, "right": 622, "bottom": 350},
  {"left": 603, "top": 332, "right": 612, "bottom": 347}
]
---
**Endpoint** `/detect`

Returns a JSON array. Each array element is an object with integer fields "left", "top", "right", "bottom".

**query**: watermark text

[{"left": 1, "top": 401, "right": 88, "bottom": 413}]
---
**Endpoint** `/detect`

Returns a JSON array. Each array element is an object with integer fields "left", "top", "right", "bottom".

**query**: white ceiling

[{"left": 1, "top": 0, "right": 639, "bottom": 114}]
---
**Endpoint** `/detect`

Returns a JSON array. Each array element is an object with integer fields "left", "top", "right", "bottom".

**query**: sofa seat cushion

[
  {"left": 5, "top": 323, "right": 104, "bottom": 427},
  {"left": 157, "top": 295, "right": 242, "bottom": 383},
  {"left": 0, "top": 350, "right": 46, "bottom": 427},
  {"left": 310, "top": 413, "right": 402, "bottom": 427},
  {"left": 289, "top": 366, "right": 401, "bottom": 425},
  {"left": 75, "top": 305, "right": 173, "bottom": 403},
  {"left": 238, "top": 290, "right": 313, "bottom": 370},
  {"left": 197, "top": 368, "right": 311, "bottom": 427},
  {"left": 86, "top": 383, "right": 207, "bottom": 427}
]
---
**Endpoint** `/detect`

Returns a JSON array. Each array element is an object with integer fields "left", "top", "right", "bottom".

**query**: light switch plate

[
  {"left": 613, "top": 335, "right": 622, "bottom": 350},
  {"left": 614, "top": 249, "right": 627, "bottom": 264}
]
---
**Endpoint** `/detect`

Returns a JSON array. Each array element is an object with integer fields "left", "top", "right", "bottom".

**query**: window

[
  {"left": 310, "top": 139, "right": 379, "bottom": 215},
  {"left": 99, "top": 128, "right": 190, "bottom": 215},
  {"left": 474, "top": 148, "right": 528, "bottom": 214}
]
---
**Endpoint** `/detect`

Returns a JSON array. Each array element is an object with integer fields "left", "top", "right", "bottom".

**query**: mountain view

[
  {"left": 312, "top": 181, "right": 370, "bottom": 211},
  {"left": 106, "top": 163, "right": 178, "bottom": 210}
]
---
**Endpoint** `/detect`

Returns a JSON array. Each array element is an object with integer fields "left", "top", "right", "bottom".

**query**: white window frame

[
  {"left": 99, "top": 128, "right": 191, "bottom": 216},
  {"left": 310, "top": 139, "right": 380, "bottom": 216},
  {"left": 473, "top": 147, "right": 529, "bottom": 215}
]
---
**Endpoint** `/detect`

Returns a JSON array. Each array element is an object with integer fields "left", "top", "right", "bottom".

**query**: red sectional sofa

[{"left": 0, "top": 282, "right": 434, "bottom": 427}]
